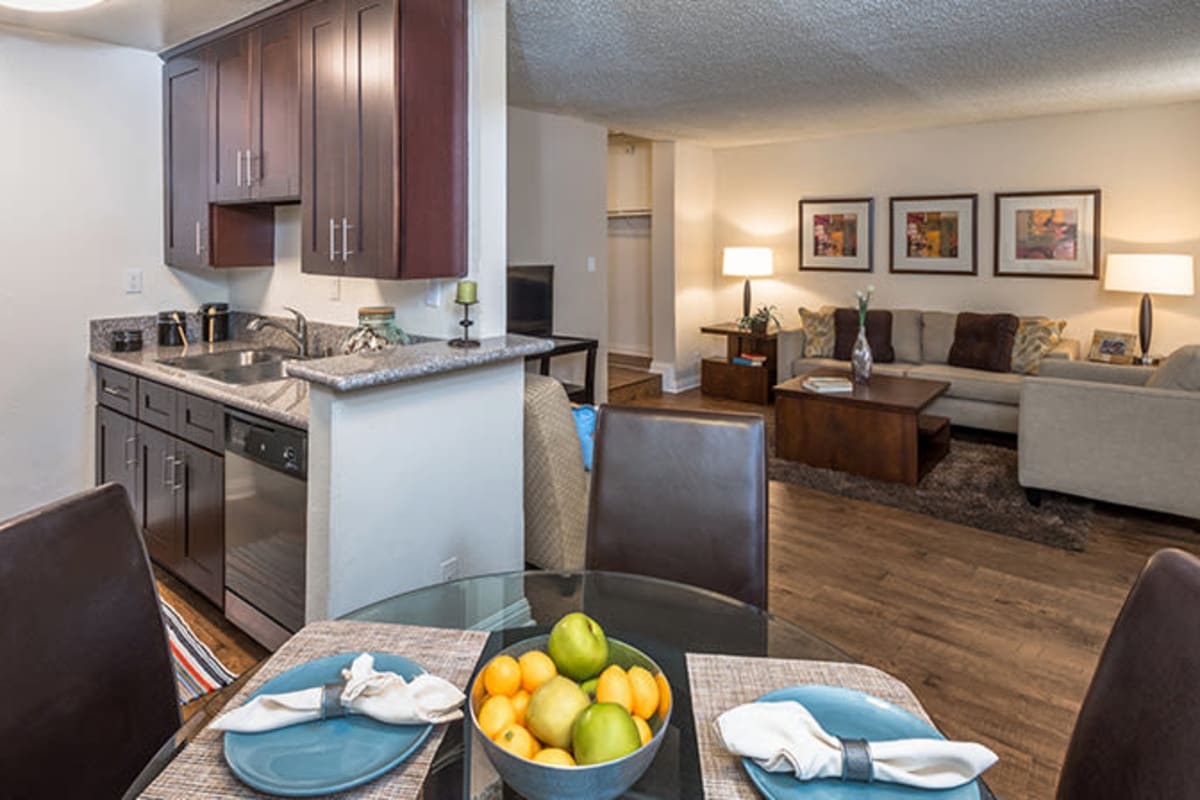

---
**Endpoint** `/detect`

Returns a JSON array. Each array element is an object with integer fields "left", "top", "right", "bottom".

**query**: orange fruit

[
  {"left": 533, "top": 747, "right": 576, "bottom": 766},
  {"left": 478, "top": 694, "right": 516, "bottom": 738},
  {"left": 493, "top": 723, "right": 538, "bottom": 760},
  {"left": 511, "top": 689, "right": 531, "bottom": 726},
  {"left": 595, "top": 665, "right": 634, "bottom": 713},
  {"left": 627, "top": 666, "right": 660, "bottom": 720},
  {"left": 483, "top": 655, "right": 522, "bottom": 697},
  {"left": 519, "top": 650, "right": 558, "bottom": 694},
  {"left": 655, "top": 672, "right": 671, "bottom": 719},
  {"left": 632, "top": 715, "right": 652, "bottom": 746}
]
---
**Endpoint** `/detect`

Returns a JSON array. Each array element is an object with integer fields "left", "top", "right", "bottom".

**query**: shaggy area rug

[{"left": 768, "top": 438, "right": 1092, "bottom": 551}]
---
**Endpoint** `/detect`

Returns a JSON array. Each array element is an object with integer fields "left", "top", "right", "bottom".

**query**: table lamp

[
  {"left": 1104, "top": 254, "right": 1195, "bottom": 364},
  {"left": 723, "top": 247, "right": 773, "bottom": 317}
]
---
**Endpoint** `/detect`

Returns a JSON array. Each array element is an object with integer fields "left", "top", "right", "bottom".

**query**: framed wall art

[
  {"left": 798, "top": 197, "right": 874, "bottom": 272},
  {"left": 1087, "top": 329, "right": 1137, "bottom": 365},
  {"left": 994, "top": 189, "right": 1101, "bottom": 279},
  {"left": 889, "top": 194, "right": 978, "bottom": 275}
]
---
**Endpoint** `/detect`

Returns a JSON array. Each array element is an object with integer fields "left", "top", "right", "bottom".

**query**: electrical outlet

[
  {"left": 425, "top": 281, "right": 442, "bottom": 308},
  {"left": 587, "top": 256, "right": 597, "bottom": 273},
  {"left": 329, "top": 277, "right": 341, "bottom": 301},
  {"left": 440, "top": 556, "right": 459, "bottom": 582},
  {"left": 123, "top": 269, "right": 143, "bottom": 294}
]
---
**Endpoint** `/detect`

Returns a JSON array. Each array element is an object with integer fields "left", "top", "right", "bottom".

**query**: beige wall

[
  {"left": 714, "top": 101, "right": 1200, "bottom": 357},
  {"left": 607, "top": 140, "right": 653, "bottom": 357},
  {"left": 671, "top": 141, "right": 718, "bottom": 389},
  {"left": 507, "top": 107, "right": 609, "bottom": 400}
]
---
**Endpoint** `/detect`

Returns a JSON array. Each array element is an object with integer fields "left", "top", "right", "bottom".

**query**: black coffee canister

[
  {"left": 158, "top": 310, "right": 188, "bottom": 347},
  {"left": 200, "top": 302, "right": 230, "bottom": 343},
  {"left": 111, "top": 329, "right": 143, "bottom": 352}
]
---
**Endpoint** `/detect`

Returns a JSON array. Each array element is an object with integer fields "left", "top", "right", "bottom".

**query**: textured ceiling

[
  {"left": 508, "top": 0, "right": 1200, "bottom": 146},
  {"left": 0, "top": 0, "right": 279, "bottom": 52}
]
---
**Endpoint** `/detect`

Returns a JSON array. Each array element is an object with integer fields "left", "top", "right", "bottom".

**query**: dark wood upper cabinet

[
  {"left": 208, "top": 33, "right": 253, "bottom": 203},
  {"left": 163, "top": 54, "right": 209, "bottom": 270},
  {"left": 252, "top": 13, "right": 302, "bottom": 202},
  {"left": 301, "top": 0, "right": 466, "bottom": 279}
]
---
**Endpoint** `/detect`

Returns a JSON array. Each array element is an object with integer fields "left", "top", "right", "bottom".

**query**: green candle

[{"left": 455, "top": 280, "right": 477, "bottom": 304}]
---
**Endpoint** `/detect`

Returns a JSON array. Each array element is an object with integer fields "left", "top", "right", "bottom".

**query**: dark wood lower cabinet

[
  {"left": 174, "top": 441, "right": 225, "bottom": 606},
  {"left": 138, "top": 423, "right": 183, "bottom": 568},
  {"left": 95, "top": 405, "right": 139, "bottom": 511}
]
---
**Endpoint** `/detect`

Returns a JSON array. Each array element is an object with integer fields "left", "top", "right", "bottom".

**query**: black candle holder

[{"left": 448, "top": 300, "right": 480, "bottom": 348}]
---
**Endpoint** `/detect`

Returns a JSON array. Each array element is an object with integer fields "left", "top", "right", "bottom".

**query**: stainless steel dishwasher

[{"left": 224, "top": 411, "right": 307, "bottom": 650}]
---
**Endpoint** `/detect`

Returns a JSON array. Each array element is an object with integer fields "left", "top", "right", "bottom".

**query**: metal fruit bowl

[{"left": 468, "top": 634, "right": 672, "bottom": 800}]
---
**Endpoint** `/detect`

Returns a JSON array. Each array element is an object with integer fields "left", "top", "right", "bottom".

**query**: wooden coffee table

[{"left": 775, "top": 369, "right": 952, "bottom": 485}]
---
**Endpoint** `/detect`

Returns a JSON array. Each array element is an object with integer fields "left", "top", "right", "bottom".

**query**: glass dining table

[{"left": 129, "top": 570, "right": 995, "bottom": 799}]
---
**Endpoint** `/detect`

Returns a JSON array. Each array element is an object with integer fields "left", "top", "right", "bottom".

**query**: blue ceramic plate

[
  {"left": 223, "top": 652, "right": 432, "bottom": 797},
  {"left": 743, "top": 686, "right": 981, "bottom": 800}
]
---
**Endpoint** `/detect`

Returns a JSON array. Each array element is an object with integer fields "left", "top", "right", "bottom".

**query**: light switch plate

[
  {"left": 587, "top": 256, "right": 597, "bottom": 273},
  {"left": 123, "top": 269, "right": 143, "bottom": 294},
  {"left": 425, "top": 281, "right": 442, "bottom": 308}
]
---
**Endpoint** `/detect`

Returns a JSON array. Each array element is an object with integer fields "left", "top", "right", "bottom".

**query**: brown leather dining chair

[
  {"left": 0, "top": 484, "right": 180, "bottom": 800},
  {"left": 1057, "top": 548, "right": 1200, "bottom": 799},
  {"left": 585, "top": 404, "right": 769, "bottom": 609}
]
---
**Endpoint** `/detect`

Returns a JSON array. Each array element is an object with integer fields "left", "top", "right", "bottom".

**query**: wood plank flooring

[{"left": 160, "top": 387, "right": 1200, "bottom": 798}]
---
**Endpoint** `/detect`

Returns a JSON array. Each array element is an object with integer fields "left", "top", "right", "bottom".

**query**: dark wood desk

[
  {"left": 699, "top": 322, "right": 781, "bottom": 404},
  {"left": 775, "top": 369, "right": 951, "bottom": 485},
  {"left": 526, "top": 335, "right": 598, "bottom": 404}
]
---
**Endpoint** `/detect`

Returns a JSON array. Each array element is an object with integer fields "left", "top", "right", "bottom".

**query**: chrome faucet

[{"left": 248, "top": 307, "right": 309, "bottom": 358}]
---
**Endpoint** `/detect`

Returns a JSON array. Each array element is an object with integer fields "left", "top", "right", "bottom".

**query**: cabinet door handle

[
  {"left": 124, "top": 434, "right": 138, "bottom": 467},
  {"left": 246, "top": 150, "right": 254, "bottom": 187},
  {"left": 236, "top": 149, "right": 243, "bottom": 187},
  {"left": 172, "top": 454, "right": 185, "bottom": 493},
  {"left": 194, "top": 221, "right": 205, "bottom": 255},
  {"left": 341, "top": 218, "right": 353, "bottom": 263},
  {"left": 102, "top": 385, "right": 124, "bottom": 398},
  {"left": 329, "top": 217, "right": 338, "bottom": 261},
  {"left": 163, "top": 453, "right": 175, "bottom": 488}
]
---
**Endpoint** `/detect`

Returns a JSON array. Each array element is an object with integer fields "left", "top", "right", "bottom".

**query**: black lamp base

[
  {"left": 1137, "top": 293, "right": 1154, "bottom": 364},
  {"left": 742, "top": 278, "right": 751, "bottom": 318}
]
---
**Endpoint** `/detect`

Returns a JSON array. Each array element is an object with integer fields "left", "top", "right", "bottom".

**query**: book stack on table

[
  {"left": 802, "top": 376, "right": 853, "bottom": 394},
  {"left": 731, "top": 353, "right": 768, "bottom": 367}
]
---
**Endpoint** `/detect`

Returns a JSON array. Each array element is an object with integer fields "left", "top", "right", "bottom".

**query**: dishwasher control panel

[{"left": 226, "top": 412, "right": 307, "bottom": 477}]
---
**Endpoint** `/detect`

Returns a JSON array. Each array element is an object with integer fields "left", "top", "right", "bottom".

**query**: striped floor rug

[{"left": 161, "top": 600, "right": 238, "bottom": 704}]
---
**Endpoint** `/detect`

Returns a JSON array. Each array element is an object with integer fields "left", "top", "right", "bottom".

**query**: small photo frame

[
  {"left": 799, "top": 197, "right": 874, "bottom": 272},
  {"left": 1088, "top": 329, "right": 1137, "bottom": 364},
  {"left": 994, "top": 189, "right": 1101, "bottom": 279},
  {"left": 889, "top": 194, "right": 978, "bottom": 275}
]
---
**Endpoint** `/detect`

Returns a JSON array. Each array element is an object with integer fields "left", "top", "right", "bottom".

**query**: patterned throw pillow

[
  {"left": 1011, "top": 317, "right": 1067, "bottom": 374},
  {"left": 799, "top": 307, "right": 835, "bottom": 358}
]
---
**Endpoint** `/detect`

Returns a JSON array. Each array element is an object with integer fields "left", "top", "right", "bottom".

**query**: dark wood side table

[
  {"left": 526, "top": 335, "right": 598, "bottom": 404},
  {"left": 775, "top": 368, "right": 952, "bottom": 485},
  {"left": 699, "top": 322, "right": 781, "bottom": 405}
]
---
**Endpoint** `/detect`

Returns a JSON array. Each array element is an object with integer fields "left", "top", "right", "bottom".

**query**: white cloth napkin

[
  {"left": 716, "top": 700, "right": 997, "bottom": 790},
  {"left": 211, "top": 653, "right": 466, "bottom": 734}
]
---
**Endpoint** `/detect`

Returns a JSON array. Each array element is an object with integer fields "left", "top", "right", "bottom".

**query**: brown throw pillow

[
  {"left": 833, "top": 308, "right": 895, "bottom": 363},
  {"left": 948, "top": 312, "right": 1019, "bottom": 372}
]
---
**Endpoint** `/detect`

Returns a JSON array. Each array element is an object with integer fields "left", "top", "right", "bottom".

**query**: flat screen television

[{"left": 507, "top": 265, "right": 554, "bottom": 337}]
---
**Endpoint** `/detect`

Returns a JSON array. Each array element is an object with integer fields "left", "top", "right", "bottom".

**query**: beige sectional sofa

[{"left": 777, "top": 310, "right": 1080, "bottom": 434}]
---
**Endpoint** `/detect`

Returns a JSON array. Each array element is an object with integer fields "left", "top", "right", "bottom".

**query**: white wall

[
  {"left": 507, "top": 107, "right": 609, "bottom": 400},
  {"left": 714, "top": 102, "right": 1200, "bottom": 356},
  {"left": 229, "top": 0, "right": 509, "bottom": 341},
  {"left": 607, "top": 140, "right": 653, "bottom": 357},
  {"left": 671, "top": 141, "right": 718, "bottom": 389},
  {"left": 0, "top": 27, "right": 226, "bottom": 520}
]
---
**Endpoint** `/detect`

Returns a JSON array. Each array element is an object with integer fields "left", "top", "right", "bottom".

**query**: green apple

[
  {"left": 572, "top": 702, "right": 642, "bottom": 765},
  {"left": 524, "top": 675, "right": 590, "bottom": 750},
  {"left": 580, "top": 678, "right": 598, "bottom": 700},
  {"left": 547, "top": 612, "right": 609, "bottom": 681}
]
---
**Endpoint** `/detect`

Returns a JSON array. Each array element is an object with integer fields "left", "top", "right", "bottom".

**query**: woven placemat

[
  {"left": 686, "top": 653, "right": 933, "bottom": 799},
  {"left": 142, "top": 620, "right": 489, "bottom": 800}
]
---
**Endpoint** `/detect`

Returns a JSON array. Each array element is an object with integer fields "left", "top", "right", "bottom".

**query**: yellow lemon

[
  {"left": 533, "top": 747, "right": 576, "bottom": 767},
  {"left": 483, "top": 655, "right": 522, "bottom": 697},
  {"left": 655, "top": 672, "right": 672, "bottom": 719},
  {"left": 478, "top": 694, "right": 516, "bottom": 739},
  {"left": 519, "top": 650, "right": 558, "bottom": 694},
  {"left": 511, "top": 689, "right": 531, "bottom": 726},
  {"left": 595, "top": 664, "right": 634, "bottom": 713},
  {"left": 627, "top": 666, "right": 660, "bottom": 720},
  {"left": 493, "top": 722, "right": 538, "bottom": 760},
  {"left": 632, "top": 715, "right": 652, "bottom": 746}
]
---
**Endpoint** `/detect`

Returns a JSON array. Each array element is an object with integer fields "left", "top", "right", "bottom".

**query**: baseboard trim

[{"left": 650, "top": 362, "right": 701, "bottom": 394}]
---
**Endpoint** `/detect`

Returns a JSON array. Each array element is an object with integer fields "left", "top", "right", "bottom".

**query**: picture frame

[
  {"left": 889, "top": 194, "right": 978, "bottom": 275},
  {"left": 1088, "top": 329, "right": 1136, "bottom": 365},
  {"left": 798, "top": 197, "right": 874, "bottom": 272},
  {"left": 994, "top": 189, "right": 1101, "bottom": 279}
]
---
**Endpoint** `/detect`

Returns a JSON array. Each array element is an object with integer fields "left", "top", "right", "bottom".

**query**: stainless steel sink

[{"left": 156, "top": 348, "right": 299, "bottom": 385}]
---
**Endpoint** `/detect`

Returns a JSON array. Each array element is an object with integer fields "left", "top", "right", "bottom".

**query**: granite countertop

[
  {"left": 90, "top": 341, "right": 312, "bottom": 430},
  {"left": 286, "top": 334, "right": 555, "bottom": 392}
]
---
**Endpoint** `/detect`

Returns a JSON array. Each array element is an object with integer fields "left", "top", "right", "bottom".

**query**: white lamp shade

[
  {"left": 722, "top": 247, "right": 773, "bottom": 278},
  {"left": 1105, "top": 254, "right": 1195, "bottom": 296}
]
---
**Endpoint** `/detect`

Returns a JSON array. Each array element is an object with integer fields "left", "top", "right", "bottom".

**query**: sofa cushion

[
  {"left": 892, "top": 309, "right": 923, "bottom": 364},
  {"left": 908, "top": 363, "right": 1024, "bottom": 405},
  {"left": 1146, "top": 345, "right": 1200, "bottom": 391},
  {"left": 948, "top": 312, "right": 1019, "bottom": 373},
  {"left": 1011, "top": 317, "right": 1067, "bottom": 375},
  {"left": 921, "top": 311, "right": 957, "bottom": 363},
  {"left": 834, "top": 308, "right": 895, "bottom": 362},
  {"left": 798, "top": 307, "right": 836, "bottom": 358},
  {"left": 790, "top": 358, "right": 911, "bottom": 379}
]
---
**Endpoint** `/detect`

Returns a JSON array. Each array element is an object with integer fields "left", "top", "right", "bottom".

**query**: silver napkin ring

[
  {"left": 838, "top": 737, "right": 873, "bottom": 783},
  {"left": 320, "top": 682, "right": 347, "bottom": 720}
]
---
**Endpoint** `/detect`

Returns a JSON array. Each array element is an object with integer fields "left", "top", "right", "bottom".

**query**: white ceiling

[
  {"left": 508, "top": 0, "right": 1200, "bottom": 147},
  {"left": 0, "top": 0, "right": 278, "bottom": 52}
]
